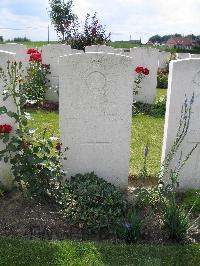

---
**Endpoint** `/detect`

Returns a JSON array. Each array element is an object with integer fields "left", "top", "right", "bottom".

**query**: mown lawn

[
  {"left": 28, "top": 110, "right": 165, "bottom": 177},
  {"left": 130, "top": 113, "right": 164, "bottom": 177},
  {"left": 28, "top": 89, "right": 167, "bottom": 178},
  {"left": 14, "top": 41, "right": 57, "bottom": 48},
  {"left": 0, "top": 238, "right": 199, "bottom": 266},
  {"left": 157, "top": 88, "right": 167, "bottom": 97}
]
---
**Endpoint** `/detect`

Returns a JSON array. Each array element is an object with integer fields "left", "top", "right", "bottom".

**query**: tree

[
  {"left": 148, "top": 35, "right": 162, "bottom": 44},
  {"left": 67, "top": 12, "right": 111, "bottom": 50},
  {"left": 13, "top": 37, "right": 30, "bottom": 42},
  {"left": 0, "top": 36, "right": 3, "bottom": 42},
  {"left": 48, "top": 0, "right": 75, "bottom": 42}
]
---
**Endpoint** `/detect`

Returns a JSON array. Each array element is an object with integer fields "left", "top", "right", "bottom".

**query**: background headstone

[
  {"left": 41, "top": 44, "right": 74, "bottom": 102},
  {"left": 59, "top": 53, "right": 134, "bottom": 189},
  {"left": 0, "top": 51, "right": 17, "bottom": 189},
  {"left": 190, "top": 54, "right": 200, "bottom": 58},
  {"left": 0, "top": 43, "right": 28, "bottom": 66},
  {"left": 85, "top": 45, "right": 115, "bottom": 53},
  {"left": 130, "top": 47, "right": 159, "bottom": 104},
  {"left": 114, "top": 48, "right": 124, "bottom": 55},
  {"left": 162, "top": 58, "right": 200, "bottom": 190},
  {"left": 158, "top": 51, "right": 171, "bottom": 69},
  {"left": 176, "top": 53, "right": 191, "bottom": 59},
  {"left": 123, "top": 48, "right": 130, "bottom": 56}
]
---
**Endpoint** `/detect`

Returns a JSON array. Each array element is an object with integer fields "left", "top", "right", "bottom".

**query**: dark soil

[
  {"left": 0, "top": 191, "right": 199, "bottom": 244},
  {"left": 0, "top": 191, "right": 101, "bottom": 241},
  {"left": 23, "top": 101, "right": 59, "bottom": 112}
]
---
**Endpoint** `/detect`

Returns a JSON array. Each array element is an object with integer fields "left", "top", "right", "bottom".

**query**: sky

[{"left": 0, "top": 0, "right": 199, "bottom": 43}]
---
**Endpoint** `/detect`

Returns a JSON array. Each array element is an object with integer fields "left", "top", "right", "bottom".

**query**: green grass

[
  {"left": 130, "top": 114, "right": 164, "bottom": 177},
  {"left": 0, "top": 238, "right": 199, "bottom": 266},
  {"left": 130, "top": 88, "right": 166, "bottom": 177},
  {"left": 5, "top": 41, "right": 58, "bottom": 48},
  {"left": 110, "top": 41, "right": 143, "bottom": 49},
  {"left": 157, "top": 88, "right": 167, "bottom": 98},
  {"left": 28, "top": 110, "right": 59, "bottom": 137}
]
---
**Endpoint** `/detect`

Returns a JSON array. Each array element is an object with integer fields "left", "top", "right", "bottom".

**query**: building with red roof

[{"left": 166, "top": 37, "right": 196, "bottom": 49}]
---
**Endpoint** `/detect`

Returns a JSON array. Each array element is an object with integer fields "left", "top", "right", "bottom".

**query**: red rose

[
  {"left": 27, "top": 48, "right": 38, "bottom": 54},
  {"left": 142, "top": 68, "right": 150, "bottom": 75},
  {"left": 0, "top": 124, "right": 12, "bottom": 134},
  {"left": 135, "top": 66, "right": 144, "bottom": 74},
  {"left": 29, "top": 52, "right": 42, "bottom": 62}
]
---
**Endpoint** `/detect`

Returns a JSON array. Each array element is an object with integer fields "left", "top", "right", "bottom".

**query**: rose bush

[
  {"left": 133, "top": 66, "right": 150, "bottom": 95},
  {"left": 0, "top": 62, "right": 66, "bottom": 201},
  {"left": 22, "top": 48, "right": 50, "bottom": 105}
]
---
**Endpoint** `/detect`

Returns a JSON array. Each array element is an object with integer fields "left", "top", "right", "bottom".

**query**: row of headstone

[
  {"left": 0, "top": 44, "right": 161, "bottom": 104},
  {"left": 0, "top": 50, "right": 17, "bottom": 189},
  {"left": 0, "top": 51, "right": 135, "bottom": 189},
  {"left": 1, "top": 48, "right": 200, "bottom": 190},
  {"left": 60, "top": 53, "right": 200, "bottom": 190},
  {"left": 43, "top": 45, "right": 159, "bottom": 104}
]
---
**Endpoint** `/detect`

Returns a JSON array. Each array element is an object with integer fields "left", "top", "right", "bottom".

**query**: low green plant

[
  {"left": 151, "top": 95, "right": 167, "bottom": 116},
  {"left": 159, "top": 93, "right": 197, "bottom": 181},
  {"left": 57, "top": 172, "right": 126, "bottom": 232},
  {"left": 133, "top": 96, "right": 166, "bottom": 117},
  {"left": 116, "top": 207, "right": 143, "bottom": 243},
  {"left": 0, "top": 61, "right": 66, "bottom": 201},
  {"left": 158, "top": 94, "right": 197, "bottom": 241},
  {"left": 132, "top": 102, "right": 152, "bottom": 115},
  {"left": 136, "top": 187, "right": 160, "bottom": 210},
  {"left": 159, "top": 179, "right": 191, "bottom": 241},
  {"left": 183, "top": 190, "right": 200, "bottom": 213},
  {"left": 138, "top": 144, "right": 149, "bottom": 181},
  {"left": 0, "top": 182, "right": 5, "bottom": 198},
  {"left": 157, "top": 70, "right": 168, "bottom": 89}
]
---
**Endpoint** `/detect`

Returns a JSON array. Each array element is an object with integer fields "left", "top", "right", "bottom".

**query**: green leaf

[
  {"left": 4, "top": 157, "right": 9, "bottom": 163},
  {"left": 7, "top": 111, "right": 19, "bottom": 121},
  {"left": 3, "top": 134, "right": 10, "bottom": 143},
  {"left": 0, "top": 106, "right": 7, "bottom": 114}
]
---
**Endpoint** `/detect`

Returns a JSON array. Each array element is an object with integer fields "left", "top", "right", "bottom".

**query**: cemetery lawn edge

[{"left": 0, "top": 238, "right": 200, "bottom": 266}]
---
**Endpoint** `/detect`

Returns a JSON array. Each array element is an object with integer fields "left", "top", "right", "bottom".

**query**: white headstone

[
  {"left": 162, "top": 58, "right": 200, "bottom": 190},
  {"left": 0, "top": 51, "right": 17, "bottom": 188},
  {"left": 130, "top": 47, "right": 159, "bottom": 104},
  {"left": 123, "top": 49, "right": 130, "bottom": 56},
  {"left": 158, "top": 51, "right": 171, "bottom": 69},
  {"left": 0, "top": 43, "right": 28, "bottom": 65},
  {"left": 85, "top": 45, "right": 114, "bottom": 53},
  {"left": 190, "top": 54, "right": 200, "bottom": 58},
  {"left": 41, "top": 44, "right": 73, "bottom": 102},
  {"left": 59, "top": 53, "right": 134, "bottom": 189},
  {"left": 176, "top": 53, "right": 191, "bottom": 59},
  {"left": 114, "top": 48, "right": 124, "bottom": 55},
  {"left": 72, "top": 49, "right": 84, "bottom": 54}
]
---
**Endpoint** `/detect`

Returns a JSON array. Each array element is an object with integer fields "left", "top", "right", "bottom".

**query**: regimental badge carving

[{"left": 86, "top": 71, "right": 107, "bottom": 93}]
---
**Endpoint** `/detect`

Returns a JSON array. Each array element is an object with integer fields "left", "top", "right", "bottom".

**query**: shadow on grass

[
  {"left": 0, "top": 238, "right": 200, "bottom": 266},
  {"left": 132, "top": 102, "right": 166, "bottom": 119}
]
